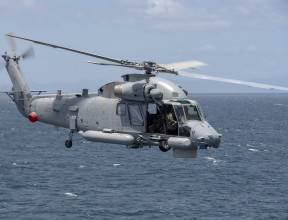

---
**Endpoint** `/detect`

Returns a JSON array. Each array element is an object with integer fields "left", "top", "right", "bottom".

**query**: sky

[{"left": 0, "top": 0, "right": 287, "bottom": 93}]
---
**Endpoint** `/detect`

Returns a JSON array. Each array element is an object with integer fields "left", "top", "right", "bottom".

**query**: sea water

[{"left": 0, "top": 94, "right": 287, "bottom": 219}]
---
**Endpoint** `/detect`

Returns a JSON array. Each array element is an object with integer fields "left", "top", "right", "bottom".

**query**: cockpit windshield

[
  {"left": 183, "top": 105, "right": 201, "bottom": 121},
  {"left": 173, "top": 104, "right": 202, "bottom": 122}
]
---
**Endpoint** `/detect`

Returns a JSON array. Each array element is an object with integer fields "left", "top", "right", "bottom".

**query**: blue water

[{"left": 0, "top": 94, "right": 287, "bottom": 220}]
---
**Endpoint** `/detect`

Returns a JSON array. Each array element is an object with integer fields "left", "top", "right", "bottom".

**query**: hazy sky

[{"left": 0, "top": 0, "right": 287, "bottom": 93}]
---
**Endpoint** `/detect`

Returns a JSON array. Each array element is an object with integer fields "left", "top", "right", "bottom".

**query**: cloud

[
  {"left": 22, "top": 0, "right": 37, "bottom": 8},
  {"left": 202, "top": 45, "right": 218, "bottom": 52},
  {"left": 231, "top": 0, "right": 288, "bottom": 28},
  {"left": 76, "top": 0, "right": 231, "bottom": 31},
  {"left": 145, "top": 0, "right": 184, "bottom": 18},
  {"left": 11, "top": 0, "right": 283, "bottom": 31},
  {"left": 142, "top": 0, "right": 231, "bottom": 30},
  {"left": 0, "top": 0, "right": 46, "bottom": 25},
  {"left": 0, "top": 0, "right": 44, "bottom": 13},
  {"left": 143, "top": 0, "right": 288, "bottom": 30}
]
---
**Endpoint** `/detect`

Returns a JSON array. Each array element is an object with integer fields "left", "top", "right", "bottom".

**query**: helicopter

[{"left": 1, "top": 34, "right": 288, "bottom": 158}]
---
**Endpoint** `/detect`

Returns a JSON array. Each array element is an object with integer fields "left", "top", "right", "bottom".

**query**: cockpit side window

[
  {"left": 173, "top": 105, "right": 186, "bottom": 124},
  {"left": 184, "top": 105, "right": 201, "bottom": 121},
  {"left": 116, "top": 103, "right": 126, "bottom": 116}
]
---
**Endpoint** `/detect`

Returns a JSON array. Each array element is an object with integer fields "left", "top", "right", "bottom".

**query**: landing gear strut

[{"left": 65, "top": 130, "right": 74, "bottom": 148}]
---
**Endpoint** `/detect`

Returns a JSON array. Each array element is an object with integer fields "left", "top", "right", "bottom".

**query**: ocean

[{"left": 0, "top": 93, "right": 287, "bottom": 220}]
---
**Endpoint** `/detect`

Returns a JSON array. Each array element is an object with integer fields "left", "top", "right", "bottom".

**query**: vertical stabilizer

[{"left": 2, "top": 54, "right": 32, "bottom": 117}]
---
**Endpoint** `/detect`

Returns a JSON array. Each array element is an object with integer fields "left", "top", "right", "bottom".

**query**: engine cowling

[{"left": 114, "top": 82, "right": 163, "bottom": 102}]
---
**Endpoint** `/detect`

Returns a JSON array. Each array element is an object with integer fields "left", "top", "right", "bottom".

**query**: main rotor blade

[
  {"left": 21, "top": 46, "right": 35, "bottom": 59},
  {"left": 179, "top": 71, "right": 288, "bottom": 91},
  {"left": 6, "top": 33, "right": 17, "bottom": 52},
  {"left": 6, "top": 34, "right": 125, "bottom": 65},
  {"left": 160, "top": 60, "right": 207, "bottom": 71},
  {"left": 83, "top": 60, "right": 144, "bottom": 70}
]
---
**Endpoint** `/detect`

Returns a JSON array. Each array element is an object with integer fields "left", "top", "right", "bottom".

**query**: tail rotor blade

[
  {"left": 21, "top": 46, "right": 35, "bottom": 59},
  {"left": 6, "top": 33, "right": 17, "bottom": 52}
]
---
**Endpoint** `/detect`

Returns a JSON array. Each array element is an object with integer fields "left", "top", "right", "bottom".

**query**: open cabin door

[{"left": 146, "top": 103, "right": 178, "bottom": 135}]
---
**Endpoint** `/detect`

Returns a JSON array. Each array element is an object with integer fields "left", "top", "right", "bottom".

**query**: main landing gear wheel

[{"left": 159, "top": 141, "right": 171, "bottom": 152}]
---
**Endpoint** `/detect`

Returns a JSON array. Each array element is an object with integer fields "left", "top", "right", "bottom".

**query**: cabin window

[
  {"left": 116, "top": 103, "right": 126, "bottom": 116},
  {"left": 128, "top": 104, "right": 144, "bottom": 126}
]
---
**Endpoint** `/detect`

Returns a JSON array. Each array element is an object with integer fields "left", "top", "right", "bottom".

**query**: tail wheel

[{"left": 65, "top": 140, "right": 72, "bottom": 148}]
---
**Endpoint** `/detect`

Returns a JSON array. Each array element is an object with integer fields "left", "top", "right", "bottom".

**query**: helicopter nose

[
  {"left": 190, "top": 121, "right": 221, "bottom": 149},
  {"left": 195, "top": 132, "right": 221, "bottom": 149}
]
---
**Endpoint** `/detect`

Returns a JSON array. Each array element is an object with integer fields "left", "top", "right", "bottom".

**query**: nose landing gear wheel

[{"left": 159, "top": 141, "right": 171, "bottom": 152}]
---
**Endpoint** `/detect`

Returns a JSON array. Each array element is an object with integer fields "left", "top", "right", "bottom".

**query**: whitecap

[
  {"left": 65, "top": 192, "right": 77, "bottom": 197},
  {"left": 204, "top": 157, "right": 224, "bottom": 165},
  {"left": 113, "top": 164, "right": 121, "bottom": 167},
  {"left": 26, "top": 145, "right": 36, "bottom": 148},
  {"left": 205, "top": 157, "right": 215, "bottom": 161},
  {"left": 12, "top": 162, "right": 17, "bottom": 166},
  {"left": 79, "top": 165, "right": 86, "bottom": 168},
  {"left": 248, "top": 148, "right": 259, "bottom": 152}
]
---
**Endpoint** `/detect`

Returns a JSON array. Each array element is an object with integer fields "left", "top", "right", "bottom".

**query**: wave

[
  {"left": 204, "top": 157, "right": 225, "bottom": 165},
  {"left": 65, "top": 192, "right": 77, "bottom": 197}
]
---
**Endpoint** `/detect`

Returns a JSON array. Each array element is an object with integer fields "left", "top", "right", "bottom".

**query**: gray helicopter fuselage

[{"left": 27, "top": 73, "right": 221, "bottom": 157}]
